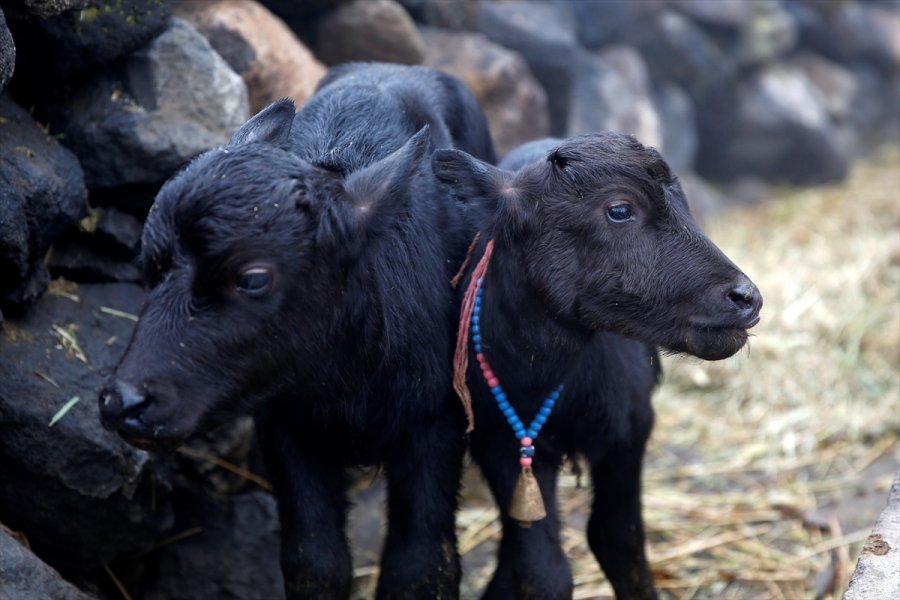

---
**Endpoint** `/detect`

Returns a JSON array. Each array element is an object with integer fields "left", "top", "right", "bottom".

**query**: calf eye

[
  {"left": 607, "top": 204, "right": 635, "bottom": 224},
  {"left": 236, "top": 267, "right": 273, "bottom": 297}
]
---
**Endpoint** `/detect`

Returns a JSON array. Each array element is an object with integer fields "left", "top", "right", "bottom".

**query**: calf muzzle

[
  {"left": 726, "top": 281, "right": 763, "bottom": 328},
  {"left": 98, "top": 380, "right": 152, "bottom": 432}
]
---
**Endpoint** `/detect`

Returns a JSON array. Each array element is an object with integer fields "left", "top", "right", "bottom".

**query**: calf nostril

[
  {"left": 727, "top": 283, "right": 761, "bottom": 314},
  {"left": 117, "top": 381, "right": 151, "bottom": 417},
  {"left": 99, "top": 381, "right": 152, "bottom": 422}
]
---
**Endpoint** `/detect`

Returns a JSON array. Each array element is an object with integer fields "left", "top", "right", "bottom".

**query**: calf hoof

[
  {"left": 281, "top": 553, "right": 352, "bottom": 600},
  {"left": 482, "top": 570, "right": 573, "bottom": 600},
  {"left": 376, "top": 557, "right": 461, "bottom": 599},
  {"left": 283, "top": 575, "right": 351, "bottom": 600}
]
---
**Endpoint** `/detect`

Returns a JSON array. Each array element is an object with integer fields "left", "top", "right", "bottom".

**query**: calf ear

[
  {"left": 433, "top": 149, "right": 529, "bottom": 230},
  {"left": 323, "top": 126, "right": 433, "bottom": 253},
  {"left": 431, "top": 149, "right": 502, "bottom": 207},
  {"left": 229, "top": 98, "right": 296, "bottom": 147},
  {"left": 343, "top": 125, "right": 433, "bottom": 215}
]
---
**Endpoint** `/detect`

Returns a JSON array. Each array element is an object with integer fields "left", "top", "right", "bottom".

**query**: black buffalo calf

[
  {"left": 98, "top": 63, "right": 495, "bottom": 599},
  {"left": 433, "top": 135, "right": 761, "bottom": 599}
]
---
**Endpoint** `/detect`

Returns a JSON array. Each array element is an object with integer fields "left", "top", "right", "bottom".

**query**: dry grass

[
  {"left": 352, "top": 147, "right": 900, "bottom": 599},
  {"left": 614, "top": 145, "right": 900, "bottom": 599}
]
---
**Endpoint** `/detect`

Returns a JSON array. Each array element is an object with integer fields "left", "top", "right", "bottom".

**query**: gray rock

[
  {"left": 653, "top": 83, "right": 697, "bottom": 174},
  {"left": 790, "top": 52, "right": 858, "bottom": 122},
  {"left": 4, "top": 0, "right": 170, "bottom": 87},
  {"left": 567, "top": 0, "right": 629, "bottom": 49},
  {"left": 176, "top": 416, "right": 260, "bottom": 496},
  {"left": 48, "top": 18, "right": 249, "bottom": 189},
  {"left": 669, "top": 0, "right": 752, "bottom": 27},
  {"left": 47, "top": 239, "right": 143, "bottom": 283},
  {"left": 259, "top": 0, "right": 350, "bottom": 21},
  {"left": 726, "top": 63, "right": 851, "bottom": 184},
  {"left": 567, "top": 46, "right": 663, "bottom": 150},
  {"left": 791, "top": 1, "right": 900, "bottom": 71},
  {"left": 174, "top": 0, "right": 326, "bottom": 114},
  {"left": 844, "top": 471, "right": 900, "bottom": 600},
  {"left": 421, "top": 27, "right": 549, "bottom": 157},
  {"left": 0, "top": 94, "right": 85, "bottom": 310},
  {"left": 144, "top": 490, "right": 285, "bottom": 600},
  {"left": 847, "top": 64, "right": 900, "bottom": 148},
  {"left": 0, "top": 282, "right": 174, "bottom": 570},
  {"left": 0, "top": 8, "right": 14, "bottom": 91},
  {"left": 632, "top": 10, "right": 739, "bottom": 180},
  {"left": 399, "top": 0, "right": 478, "bottom": 30},
  {"left": 829, "top": 2, "right": 900, "bottom": 69},
  {"left": 477, "top": 0, "right": 579, "bottom": 136},
  {"left": 0, "top": 0, "right": 88, "bottom": 18},
  {"left": 786, "top": 0, "right": 842, "bottom": 60},
  {"left": 674, "top": 0, "right": 800, "bottom": 66},
  {"left": 634, "top": 10, "right": 738, "bottom": 97},
  {"left": 0, "top": 526, "right": 96, "bottom": 600},
  {"left": 734, "top": 0, "right": 798, "bottom": 66},
  {"left": 315, "top": 0, "right": 425, "bottom": 66},
  {"left": 87, "top": 183, "right": 161, "bottom": 218},
  {"left": 94, "top": 207, "right": 143, "bottom": 260}
]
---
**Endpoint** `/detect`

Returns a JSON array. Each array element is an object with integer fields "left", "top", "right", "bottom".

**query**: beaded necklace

[{"left": 452, "top": 238, "right": 563, "bottom": 526}]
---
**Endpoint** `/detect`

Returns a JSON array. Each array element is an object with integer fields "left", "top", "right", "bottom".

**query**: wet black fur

[
  {"left": 433, "top": 135, "right": 761, "bottom": 599},
  {"left": 100, "top": 63, "right": 496, "bottom": 600}
]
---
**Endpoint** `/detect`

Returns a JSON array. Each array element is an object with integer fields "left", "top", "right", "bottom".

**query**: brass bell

[{"left": 508, "top": 466, "right": 546, "bottom": 526}]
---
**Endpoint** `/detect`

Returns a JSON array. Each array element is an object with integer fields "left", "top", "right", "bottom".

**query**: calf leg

[
  {"left": 376, "top": 416, "right": 466, "bottom": 599},
  {"left": 586, "top": 441, "right": 657, "bottom": 600},
  {"left": 257, "top": 405, "right": 352, "bottom": 600},
  {"left": 473, "top": 440, "right": 572, "bottom": 600}
]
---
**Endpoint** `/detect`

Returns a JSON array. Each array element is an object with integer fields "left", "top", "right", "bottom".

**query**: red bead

[
  {"left": 482, "top": 367, "right": 494, "bottom": 378},
  {"left": 520, "top": 457, "right": 533, "bottom": 467},
  {"left": 476, "top": 353, "right": 486, "bottom": 364},
  {"left": 487, "top": 377, "right": 499, "bottom": 388},
  {"left": 520, "top": 436, "right": 533, "bottom": 446}
]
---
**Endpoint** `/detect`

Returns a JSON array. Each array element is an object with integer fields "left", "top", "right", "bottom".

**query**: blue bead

[
  {"left": 539, "top": 406, "right": 552, "bottom": 417},
  {"left": 472, "top": 325, "right": 480, "bottom": 333},
  {"left": 527, "top": 428, "right": 537, "bottom": 438},
  {"left": 550, "top": 391, "right": 560, "bottom": 400},
  {"left": 498, "top": 401, "right": 511, "bottom": 411},
  {"left": 491, "top": 386, "right": 502, "bottom": 395},
  {"left": 519, "top": 445, "right": 535, "bottom": 458},
  {"left": 514, "top": 429, "right": 526, "bottom": 439},
  {"left": 472, "top": 316, "right": 479, "bottom": 325},
  {"left": 496, "top": 393, "right": 507, "bottom": 402},
  {"left": 545, "top": 399, "right": 555, "bottom": 409},
  {"left": 473, "top": 334, "right": 481, "bottom": 343},
  {"left": 474, "top": 344, "right": 482, "bottom": 353},
  {"left": 535, "top": 414, "right": 547, "bottom": 425},
  {"left": 503, "top": 407, "right": 515, "bottom": 418}
]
